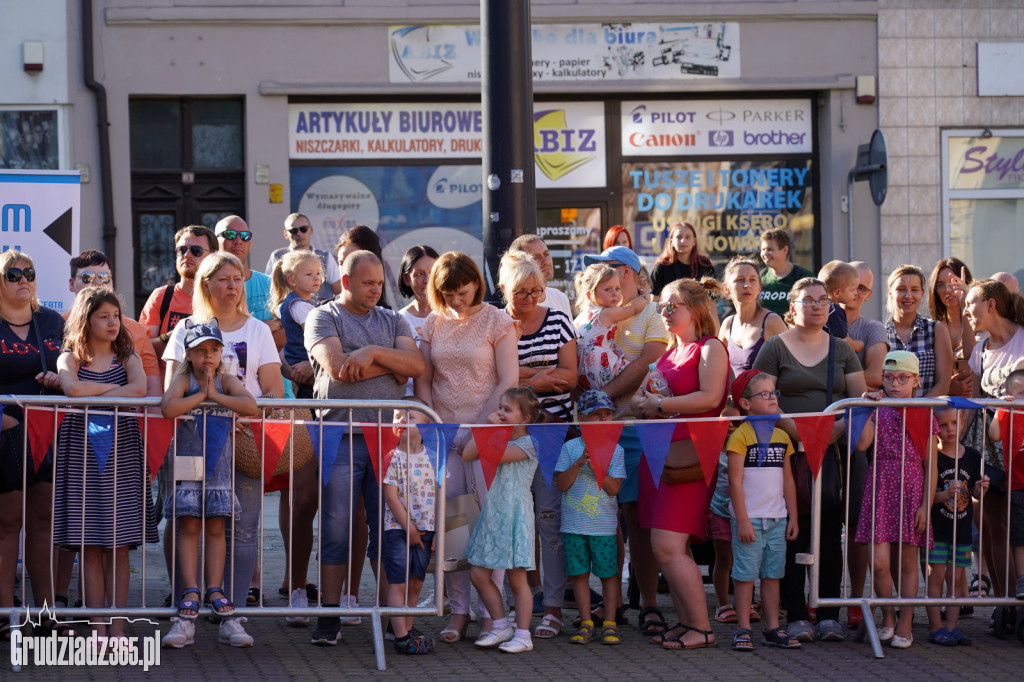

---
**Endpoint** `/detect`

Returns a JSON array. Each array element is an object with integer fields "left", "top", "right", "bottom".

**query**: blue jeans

[
  {"left": 321, "top": 434, "right": 381, "bottom": 565},
  {"left": 223, "top": 471, "right": 262, "bottom": 607}
]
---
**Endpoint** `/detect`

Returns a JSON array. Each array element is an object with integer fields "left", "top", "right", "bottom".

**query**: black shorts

[
  {"left": 0, "top": 422, "right": 53, "bottom": 495},
  {"left": 1010, "top": 490, "right": 1024, "bottom": 547}
]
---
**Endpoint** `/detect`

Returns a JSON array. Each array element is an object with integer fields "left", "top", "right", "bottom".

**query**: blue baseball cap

[
  {"left": 583, "top": 246, "right": 642, "bottom": 274},
  {"left": 184, "top": 317, "right": 224, "bottom": 349},
  {"left": 578, "top": 389, "right": 615, "bottom": 415}
]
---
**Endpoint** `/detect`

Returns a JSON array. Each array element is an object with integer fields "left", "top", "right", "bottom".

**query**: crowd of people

[{"left": 1, "top": 217, "right": 1022, "bottom": 659}]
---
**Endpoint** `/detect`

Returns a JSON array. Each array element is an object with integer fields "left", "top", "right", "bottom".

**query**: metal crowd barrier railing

[
  {"left": 1, "top": 396, "right": 446, "bottom": 672},
  {"left": 812, "top": 397, "right": 1023, "bottom": 658}
]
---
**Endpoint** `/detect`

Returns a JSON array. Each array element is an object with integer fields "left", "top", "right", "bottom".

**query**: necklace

[{"left": 5, "top": 319, "right": 32, "bottom": 327}]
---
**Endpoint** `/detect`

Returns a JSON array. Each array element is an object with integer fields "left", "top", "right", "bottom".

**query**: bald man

[{"left": 992, "top": 271, "right": 1020, "bottom": 294}]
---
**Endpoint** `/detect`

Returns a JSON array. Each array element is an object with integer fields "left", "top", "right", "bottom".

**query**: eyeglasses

[
  {"left": 655, "top": 301, "right": 683, "bottom": 315},
  {"left": 747, "top": 389, "right": 781, "bottom": 401},
  {"left": 512, "top": 288, "right": 544, "bottom": 301},
  {"left": 218, "top": 230, "right": 252, "bottom": 242},
  {"left": 881, "top": 373, "right": 914, "bottom": 385},
  {"left": 287, "top": 225, "right": 310, "bottom": 235},
  {"left": 793, "top": 297, "right": 831, "bottom": 308},
  {"left": 176, "top": 245, "right": 208, "bottom": 258},
  {"left": 4, "top": 267, "right": 35, "bottom": 283},
  {"left": 78, "top": 272, "right": 112, "bottom": 285}
]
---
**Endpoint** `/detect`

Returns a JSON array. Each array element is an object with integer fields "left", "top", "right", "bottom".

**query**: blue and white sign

[{"left": 0, "top": 170, "right": 80, "bottom": 312}]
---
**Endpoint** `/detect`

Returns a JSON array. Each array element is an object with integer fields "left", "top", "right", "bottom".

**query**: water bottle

[{"left": 647, "top": 363, "right": 673, "bottom": 396}]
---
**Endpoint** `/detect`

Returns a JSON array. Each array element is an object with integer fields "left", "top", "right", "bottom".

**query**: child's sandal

[
  {"left": 601, "top": 624, "right": 622, "bottom": 645},
  {"left": 714, "top": 604, "right": 738, "bottom": 623},
  {"left": 763, "top": 626, "right": 802, "bottom": 649},
  {"left": 570, "top": 622, "right": 594, "bottom": 644},
  {"left": 732, "top": 628, "right": 754, "bottom": 652},
  {"left": 177, "top": 588, "right": 201, "bottom": 620},
  {"left": 205, "top": 587, "right": 235, "bottom": 617}
]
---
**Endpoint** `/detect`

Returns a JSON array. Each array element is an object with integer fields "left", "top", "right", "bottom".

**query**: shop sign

[
  {"left": 388, "top": 23, "right": 740, "bottom": 84},
  {"left": 621, "top": 99, "right": 812, "bottom": 156},
  {"left": 948, "top": 135, "right": 1024, "bottom": 191}
]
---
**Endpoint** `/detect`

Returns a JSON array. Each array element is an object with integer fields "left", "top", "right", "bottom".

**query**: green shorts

[
  {"left": 927, "top": 540, "right": 971, "bottom": 568},
  {"left": 563, "top": 533, "right": 618, "bottom": 578}
]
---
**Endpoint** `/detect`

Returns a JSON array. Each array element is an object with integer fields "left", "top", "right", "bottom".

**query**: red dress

[{"left": 638, "top": 336, "right": 729, "bottom": 537}]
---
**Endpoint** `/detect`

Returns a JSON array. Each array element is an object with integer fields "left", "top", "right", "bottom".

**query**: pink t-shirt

[{"left": 656, "top": 335, "right": 728, "bottom": 440}]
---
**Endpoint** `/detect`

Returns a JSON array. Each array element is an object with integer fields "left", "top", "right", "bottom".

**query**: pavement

[{"left": 7, "top": 492, "right": 1024, "bottom": 680}]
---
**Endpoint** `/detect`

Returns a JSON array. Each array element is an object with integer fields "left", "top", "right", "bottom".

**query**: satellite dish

[{"left": 846, "top": 129, "right": 888, "bottom": 258}]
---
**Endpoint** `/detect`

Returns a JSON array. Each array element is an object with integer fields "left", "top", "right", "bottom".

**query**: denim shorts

[
  {"left": 382, "top": 529, "right": 434, "bottom": 584},
  {"left": 730, "top": 517, "right": 787, "bottom": 582},
  {"left": 563, "top": 533, "right": 618, "bottom": 578},
  {"left": 320, "top": 434, "right": 381, "bottom": 565}
]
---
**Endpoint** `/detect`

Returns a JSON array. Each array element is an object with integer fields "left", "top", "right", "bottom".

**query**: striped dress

[
  {"left": 512, "top": 307, "right": 578, "bottom": 418},
  {"left": 52, "top": 359, "right": 157, "bottom": 548}
]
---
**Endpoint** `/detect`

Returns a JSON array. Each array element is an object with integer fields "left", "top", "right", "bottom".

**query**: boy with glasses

[{"left": 266, "top": 213, "right": 341, "bottom": 303}]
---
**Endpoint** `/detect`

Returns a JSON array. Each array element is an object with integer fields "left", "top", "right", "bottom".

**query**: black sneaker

[
  {"left": 311, "top": 616, "right": 341, "bottom": 646},
  {"left": 306, "top": 583, "right": 319, "bottom": 602}
]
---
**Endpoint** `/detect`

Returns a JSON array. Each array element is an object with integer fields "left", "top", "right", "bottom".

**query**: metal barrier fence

[
  {"left": 812, "top": 397, "right": 1024, "bottom": 658},
  {"left": 1, "top": 396, "right": 447, "bottom": 672}
]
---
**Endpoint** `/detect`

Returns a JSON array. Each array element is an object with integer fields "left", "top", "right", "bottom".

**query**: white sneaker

[
  {"left": 219, "top": 617, "right": 254, "bottom": 647},
  {"left": 340, "top": 594, "right": 361, "bottom": 626},
  {"left": 286, "top": 588, "right": 309, "bottom": 625},
  {"left": 162, "top": 618, "right": 195, "bottom": 648},
  {"left": 475, "top": 625, "right": 515, "bottom": 648},
  {"left": 499, "top": 636, "right": 533, "bottom": 653}
]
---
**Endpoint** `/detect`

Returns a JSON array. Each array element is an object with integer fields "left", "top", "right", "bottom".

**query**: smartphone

[{"left": 955, "top": 357, "right": 968, "bottom": 375}]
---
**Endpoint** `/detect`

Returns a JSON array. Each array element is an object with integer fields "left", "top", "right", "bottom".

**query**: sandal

[
  {"left": 439, "top": 614, "right": 469, "bottom": 643},
  {"left": 205, "top": 587, "right": 235, "bottom": 617},
  {"left": 615, "top": 604, "right": 630, "bottom": 626},
  {"left": 732, "top": 628, "right": 754, "bottom": 652},
  {"left": 393, "top": 632, "right": 434, "bottom": 655},
  {"left": 534, "top": 613, "right": 561, "bottom": 638},
  {"left": 749, "top": 603, "right": 761, "bottom": 623},
  {"left": 715, "top": 604, "right": 739, "bottom": 623},
  {"left": 639, "top": 606, "right": 667, "bottom": 637},
  {"left": 35, "top": 619, "right": 77, "bottom": 638},
  {"left": 177, "top": 587, "right": 201, "bottom": 620},
  {"left": 763, "top": 626, "right": 801, "bottom": 649},
  {"left": 246, "top": 587, "right": 260, "bottom": 606},
  {"left": 572, "top": 611, "right": 601, "bottom": 628},
  {"left": 570, "top": 621, "right": 594, "bottom": 644},
  {"left": 601, "top": 624, "right": 622, "bottom": 645},
  {"left": 969, "top": 574, "right": 991, "bottom": 598},
  {"left": 661, "top": 623, "right": 717, "bottom": 650}
]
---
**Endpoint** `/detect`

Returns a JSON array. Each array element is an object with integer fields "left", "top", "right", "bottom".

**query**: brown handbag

[
  {"left": 233, "top": 408, "right": 315, "bottom": 480},
  {"left": 660, "top": 462, "right": 705, "bottom": 485}
]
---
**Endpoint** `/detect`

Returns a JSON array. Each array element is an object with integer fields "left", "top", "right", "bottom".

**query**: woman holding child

[{"left": 631, "top": 277, "right": 729, "bottom": 649}]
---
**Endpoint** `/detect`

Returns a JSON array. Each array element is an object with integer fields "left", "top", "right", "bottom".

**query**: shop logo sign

[
  {"left": 629, "top": 105, "right": 647, "bottom": 124},
  {"left": 533, "top": 109, "right": 597, "bottom": 181},
  {"left": 708, "top": 130, "right": 734, "bottom": 147},
  {"left": 390, "top": 26, "right": 455, "bottom": 82},
  {"left": 427, "top": 165, "right": 482, "bottom": 209},
  {"left": 705, "top": 108, "right": 736, "bottom": 123}
]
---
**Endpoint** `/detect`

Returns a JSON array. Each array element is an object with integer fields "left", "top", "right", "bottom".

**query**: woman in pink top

[{"left": 415, "top": 252, "right": 520, "bottom": 643}]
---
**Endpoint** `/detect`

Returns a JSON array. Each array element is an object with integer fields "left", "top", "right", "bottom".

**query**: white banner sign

[
  {"left": 620, "top": 99, "right": 813, "bottom": 157},
  {"left": 389, "top": 23, "right": 740, "bottom": 84},
  {"left": 0, "top": 171, "right": 80, "bottom": 312},
  {"left": 289, "top": 102, "right": 606, "bottom": 188}
]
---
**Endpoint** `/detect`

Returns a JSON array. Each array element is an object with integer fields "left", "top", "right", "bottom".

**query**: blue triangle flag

[
  {"left": 418, "top": 423, "right": 461, "bottom": 482},
  {"left": 197, "top": 414, "right": 233, "bottom": 479},
  {"left": 306, "top": 421, "right": 347, "bottom": 485},
  {"left": 946, "top": 396, "right": 983, "bottom": 410},
  {"left": 527, "top": 423, "right": 570, "bottom": 489},
  {"left": 87, "top": 413, "right": 115, "bottom": 474},
  {"left": 749, "top": 415, "right": 779, "bottom": 467},
  {"left": 846, "top": 407, "right": 874, "bottom": 449},
  {"left": 634, "top": 421, "right": 676, "bottom": 488}
]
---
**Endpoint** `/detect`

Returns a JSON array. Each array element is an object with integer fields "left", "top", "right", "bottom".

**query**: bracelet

[{"left": 159, "top": 332, "right": 170, "bottom": 343}]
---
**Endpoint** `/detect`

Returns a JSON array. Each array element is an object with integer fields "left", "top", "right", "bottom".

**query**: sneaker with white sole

[
  {"left": 498, "top": 636, "right": 533, "bottom": 653},
  {"left": 162, "top": 617, "right": 195, "bottom": 648},
  {"left": 219, "top": 617, "right": 254, "bottom": 647},
  {"left": 286, "top": 588, "right": 309, "bottom": 625},
  {"left": 340, "top": 594, "right": 361, "bottom": 626},
  {"left": 475, "top": 625, "right": 515, "bottom": 648},
  {"left": 311, "top": 616, "right": 341, "bottom": 646}
]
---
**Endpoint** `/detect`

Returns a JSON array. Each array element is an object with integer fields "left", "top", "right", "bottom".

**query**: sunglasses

[
  {"left": 4, "top": 267, "right": 36, "bottom": 283},
  {"left": 176, "top": 245, "right": 208, "bottom": 258},
  {"left": 78, "top": 272, "right": 112, "bottom": 285},
  {"left": 287, "top": 226, "right": 310, "bottom": 235},
  {"left": 655, "top": 301, "right": 683, "bottom": 315},
  {"left": 218, "top": 230, "right": 252, "bottom": 242}
]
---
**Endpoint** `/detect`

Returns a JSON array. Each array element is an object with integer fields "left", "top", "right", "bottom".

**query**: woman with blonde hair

[{"left": 884, "top": 264, "right": 952, "bottom": 398}]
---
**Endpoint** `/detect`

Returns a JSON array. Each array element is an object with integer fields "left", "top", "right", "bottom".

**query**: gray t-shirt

[
  {"left": 304, "top": 301, "right": 413, "bottom": 422},
  {"left": 847, "top": 315, "right": 889, "bottom": 368}
]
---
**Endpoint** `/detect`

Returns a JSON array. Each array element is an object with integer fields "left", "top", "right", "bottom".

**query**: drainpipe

[{"left": 82, "top": 0, "right": 117, "bottom": 272}]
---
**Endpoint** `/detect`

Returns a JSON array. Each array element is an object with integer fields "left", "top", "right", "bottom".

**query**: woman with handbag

[
  {"left": 630, "top": 277, "right": 729, "bottom": 650},
  {"left": 751, "top": 277, "right": 866, "bottom": 643},
  {"left": 500, "top": 253, "right": 578, "bottom": 638},
  {"left": 163, "top": 252, "right": 284, "bottom": 647},
  {"left": 415, "top": 252, "right": 520, "bottom": 642},
  {"left": 0, "top": 250, "right": 66, "bottom": 640}
]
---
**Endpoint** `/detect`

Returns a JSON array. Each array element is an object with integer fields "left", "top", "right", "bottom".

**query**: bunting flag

[
  {"left": 196, "top": 414, "right": 233, "bottom": 479},
  {"left": 688, "top": 419, "right": 731, "bottom": 486},
  {"left": 526, "top": 422, "right": 569, "bottom": 489},
  {"left": 634, "top": 421, "right": 676, "bottom": 488},
  {"left": 748, "top": 415, "right": 779, "bottom": 467},
  {"left": 250, "top": 418, "right": 295, "bottom": 483},
  {"left": 579, "top": 422, "right": 624, "bottom": 489},
  {"left": 471, "top": 425, "right": 513, "bottom": 489},
  {"left": 417, "top": 423, "right": 461, "bottom": 482},
  {"left": 86, "top": 413, "right": 115, "bottom": 474},
  {"left": 306, "top": 422, "right": 347, "bottom": 485},
  {"left": 362, "top": 424, "right": 402, "bottom": 483},
  {"left": 26, "top": 407, "right": 66, "bottom": 472},
  {"left": 137, "top": 415, "right": 175, "bottom": 481},
  {"left": 946, "top": 396, "right": 983, "bottom": 410},
  {"left": 792, "top": 414, "right": 836, "bottom": 478},
  {"left": 904, "top": 407, "right": 935, "bottom": 460},
  {"left": 996, "top": 408, "right": 1024, "bottom": 473},
  {"left": 846, "top": 407, "right": 874, "bottom": 448}
]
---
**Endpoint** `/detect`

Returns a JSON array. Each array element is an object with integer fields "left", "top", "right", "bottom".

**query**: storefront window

[{"left": 0, "top": 109, "right": 59, "bottom": 170}]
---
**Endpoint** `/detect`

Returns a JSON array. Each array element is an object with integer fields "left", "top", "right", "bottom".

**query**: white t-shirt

[
  {"left": 543, "top": 286, "right": 574, "bottom": 319},
  {"left": 969, "top": 324, "right": 1024, "bottom": 398},
  {"left": 164, "top": 316, "right": 280, "bottom": 397},
  {"left": 287, "top": 298, "right": 316, "bottom": 326},
  {"left": 383, "top": 445, "right": 437, "bottom": 532},
  {"left": 398, "top": 306, "right": 430, "bottom": 396}
]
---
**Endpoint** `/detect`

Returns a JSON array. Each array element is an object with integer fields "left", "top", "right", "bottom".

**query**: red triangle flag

[
  {"left": 997, "top": 409, "right": 1024, "bottom": 472},
  {"left": 471, "top": 425, "right": 514, "bottom": 489},
  {"left": 251, "top": 418, "right": 294, "bottom": 483},
  {"left": 792, "top": 414, "right": 836, "bottom": 477},
  {"left": 687, "top": 419, "right": 731, "bottom": 486},
  {"left": 904, "top": 407, "right": 934, "bottom": 461},
  {"left": 362, "top": 424, "right": 402, "bottom": 484},
  {"left": 137, "top": 415, "right": 175, "bottom": 481},
  {"left": 26, "top": 407, "right": 66, "bottom": 472},
  {"left": 579, "top": 422, "right": 624, "bottom": 489}
]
